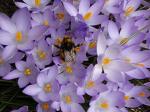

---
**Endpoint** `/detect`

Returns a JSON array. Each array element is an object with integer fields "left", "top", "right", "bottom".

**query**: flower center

[
  {"left": 120, "top": 38, "right": 129, "bottom": 45},
  {"left": 86, "top": 80, "right": 95, "bottom": 88},
  {"left": 125, "top": 6, "right": 134, "bottom": 16},
  {"left": 74, "top": 47, "right": 80, "bottom": 52},
  {"left": 42, "top": 103, "right": 49, "bottom": 110},
  {"left": 124, "top": 95, "right": 130, "bottom": 101},
  {"left": 99, "top": 102, "right": 109, "bottom": 109},
  {"left": 83, "top": 12, "right": 93, "bottom": 21},
  {"left": 89, "top": 42, "right": 96, "bottom": 49},
  {"left": 24, "top": 68, "right": 32, "bottom": 76},
  {"left": 16, "top": 32, "right": 23, "bottom": 42},
  {"left": 56, "top": 13, "right": 65, "bottom": 20},
  {"left": 65, "top": 95, "right": 72, "bottom": 104},
  {"left": 102, "top": 57, "right": 111, "bottom": 65},
  {"left": 138, "top": 92, "right": 145, "bottom": 97},
  {"left": 44, "top": 83, "right": 52, "bottom": 92},
  {"left": 55, "top": 38, "right": 62, "bottom": 46},
  {"left": 135, "top": 63, "right": 145, "bottom": 67},
  {"left": 0, "top": 57, "right": 4, "bottom": 65},
  {"left": 37, "top": 50, "right": 46, "bottom": 60},
  {"left": 35, "top": 0, "right": 41, "bottom": 7},
  {"left": 43, "top": 20, "right": 49, "bottom": 26},
  {"left": 65, "top": 66, "right": 73, "bottom": 74}
]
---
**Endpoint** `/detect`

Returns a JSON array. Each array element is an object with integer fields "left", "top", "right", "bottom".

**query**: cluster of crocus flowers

[{"left": 0, "top": 0, "right": 150, "bottom": 112}]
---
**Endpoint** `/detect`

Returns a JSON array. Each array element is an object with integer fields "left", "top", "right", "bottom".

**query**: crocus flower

[
  {"left": 14, "top": 0, "right": 50, "bottom": 11},
  {"left": 63, "top": 0, "right": 107, "bottom": 26},
  {"left": 0, "top": 8, "right": 48, "bottom": 51},
  {"left": 23, "top": 66, "right": 60, "bottom": 102},
  {"left": 77, "top": 65, "right": 107, "bottom": 96},
  {"left": 4, "top": 55, "right": 39, "bottom": 88},
  {"left": 59, "top": 83, "right": 85, "bottom": 112},
  {"left": 92, "top": 32, "right": 134, "bottom": 83},
  {"left": 88, "top": 91, "right": 125, "bottom": 112},
  {"left": 29, "top": 39, "right": 52, "bottom": 69}
]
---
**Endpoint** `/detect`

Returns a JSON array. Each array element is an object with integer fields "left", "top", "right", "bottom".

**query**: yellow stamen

[
  {"left": 124, "top": 58, "right": 131, "bottom": 63},
  {"left": 16, "top": 32, "right": 23, "bottom": 42},
  {"left": 83, "top": 12, "right": 93, "bottom": 21},
  {"left": 99, "top": 102, "right": 109, "bottom": 109},
  {"left": 35, "top": 0, "right": 41, "bottom": 7},
  {"left": 37, "top": 50, "right": 46, "bottom": 60},
  {"left": 56, "top": 12, "right": 65, "bottom": 20},
  {"left": 43, "top": 20, "right": 49, "bottom": 26},
  {"left": 89, "top": 42, "right": 96, "bottom": 49},
  {"left": 44, "top": 83, "right": 52, "bottom": 92},
  {"left": 0, "top": 58, "right": 4, "bottom": 65},
  {"left": 139, "top": 92, "right": 145, "bottom": 97},
  {"left": 24, "top": 68, "right": 32, "bottom": 76},
  {"left": 125, "top": 6, "right": 134, "bottom": 16},
  {"left": 102, "top": 57, "right": 111, "bottom": 65},
  {"left": 65, "top": 96, "right": 72, "bottom": 104},
  {"left": 85, "top": 81, "right": 95, "bottom": 88},
  {"left": 65, "top": 66, "right": 73, "bottom": 74},
  {"left": 42, "top": 103, "right": 49, "bottom": 110},
  {"left": 124, "top": 95, "right": 130, "bottom": 101},
  {"left": 135, "top": 63, "right": 145, "bottom": 67}
]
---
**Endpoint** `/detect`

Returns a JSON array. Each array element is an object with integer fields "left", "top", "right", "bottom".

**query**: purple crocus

[
  {"left": 3, "top": 55, "right": 39, "bottom": 88},
  {"left": 0, "top": 8, "right": 48, "bottom": 51},
  {"left": 23, "top": 66, "right": 60, "bottom": 102},
  {"left": 59, "top": 83, "right": 85, "bottom": 112}
]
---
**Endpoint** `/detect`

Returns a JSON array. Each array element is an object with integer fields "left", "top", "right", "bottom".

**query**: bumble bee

[{"left": 54, "top": 36, "right": 77, "bottom": 63}]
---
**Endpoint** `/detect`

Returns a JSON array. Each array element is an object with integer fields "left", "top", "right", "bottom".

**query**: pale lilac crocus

[
  {"left": 92, "top": 32, "right": 134, "bottom": 83},
  {"left": 0, "top": 8, "right": 48, "bottom": 51},
  {"left": 59, "top": 83, "right": 85, "bottom": 112},
  {"left": 4, "top": 56, "right": 38, "bottom": 88},
  {"left": 88, "top": 91, "right": 125, "bottom": 112},
  {"left": 63, "top": 0, "right": 107, "bottom": 26},
  {"left": 23, "top": 66, "right": 60, "bottom": 102},
  {"left": 29, "top": 39, "right": 52, "bottom": 69}
]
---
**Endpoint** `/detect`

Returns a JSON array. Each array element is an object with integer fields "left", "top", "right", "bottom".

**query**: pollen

[
  {"left": 102, "top": 57, "right": 111, "bottom": 65},
  {"left": 42, "top": 103, "right": 49, "bottom": 110},
  {"left": 125, "top": 6, "right": 134, "bottom": 16},
  {"left": 65, "top": 95, "right": 72, "bottom": 104},
  {"left": 85, "top": 81, "right": 95, "bottom": 88},
  {"left": 99, "top": 102, "right": 109, "bottom": 109},
  {"left": 44, "top": 83, "right": 52, "bottom": 92},
  {"left": 56, "top": 12, "right": 65, "bottom": 20},
  {"left": 0, "top": 58, "right": 4, "bottom": 65},
  {"left": 89, "top": 42, "right": 96, "bottom": 49},
  {"left": 124, "top": 95, "right": 130, "bottom": 101},
  {"left": 83, "top": 12, "right": 93, "bottom": 21},
  {"left": 138, "top": 92, "right": 145, "bottom": 97},
  {"left": 55, "top": 38, "right": 62, "bottom": 46},
  {"left": 35, "top": 0, "right": 41, "bottom": 7},
  {"left": 24, "top": 68, "right": 32, "bottom": 76},
  {"left": 75, "top": 47, "right": 80, "bottom": 52},
  {"left": 16, "top": 32, "right": 23, "bottom": 42},
  {"left": 65, "top": 66, "right": 73, "bottom": 74},
  {"left": 43, "top": 20, "right": 49, "bottom": 26},
  {"left": 37, "top": 50, "right": 46, "bottom": 60}
]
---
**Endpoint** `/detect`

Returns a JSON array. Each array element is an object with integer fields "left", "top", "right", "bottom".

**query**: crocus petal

[
  {"left": 108, "top": 21, "right": 119, "bottom": 40},
  {"left": 106, "top": 6, "right": 122, "bottom": 14},
  {"left": 12, "top": 8, "right": 31, "bottom": 32},
  {"left": 137, "top": 97, "right": 150, "bottom": 106},
  {"left": 126, "top": 99, "right": 141, "bottom": 107},
  {"left": 23, "top": 84, "right": 41, "bottom": 96},
  {"left": 92, "top": 64, "right": 102, "bottom": 80},
  {"left": 15, "top": 61, "right": 26, "bottom": 71},
  {"left": 18, "top": 77, "right": 29, "bottom": 88},
  {"left": 97, "top": 32, "right": 107, "bottom": 56},
  {"left": 28, "top": 25, "right": 48, "bottom": 41},
  {"left": 0, "top": 13, "right": 16, "bottom": 33},
  {"left": 38, "top": 91, "right": 51, "bottom": 102},
  {"left": 0, "top": 30, "right": 14, "bottom": 45},
  {"left": 15, "top": 2, "right": 32, "bottom": 10},
  {"left": 126, "top": 0, "right": 142, "bottom": 11},
  {"left": 3, "top": 70, "right": 21, "bottom": 80},
  {"left": 71, "top": 103, "right": 85, "bottom": 112},
  {"left": 63, "top": 2, "right": 78, "bottom": 17},
  {"left": 127, "top": 69, "right": 145, "bottom": 79},
  {"left": 2, "top": 45, "right": 17, "bottom": 61},
  {"left": 79, "top": 0, "right": 90, "bottom": 14},
  {"left": 47, "top": 65, "right": 58, "bottom": 81}
]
